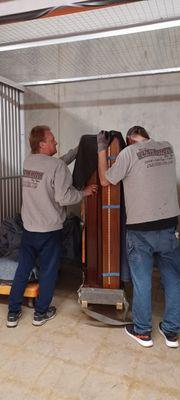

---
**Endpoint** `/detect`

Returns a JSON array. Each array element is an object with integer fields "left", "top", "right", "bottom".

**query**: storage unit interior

[{"left": 0, "top": 1, "right": 180, "bottom": 399}]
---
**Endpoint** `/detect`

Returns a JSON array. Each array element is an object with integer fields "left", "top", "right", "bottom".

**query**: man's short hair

[
  {"left": 29, "top": 125, "right": 50, "bottom": 153},
  {"left": 126, "top": 126, "right": 150, "bottom": 145}
]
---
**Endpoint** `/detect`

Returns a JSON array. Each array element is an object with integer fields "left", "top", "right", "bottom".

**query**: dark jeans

[
  {"left": 127, "top": 228, "right": 180, "bottom": 334},
  {"left": 9, "top": 228, "right": 62, "bottom": 314}
]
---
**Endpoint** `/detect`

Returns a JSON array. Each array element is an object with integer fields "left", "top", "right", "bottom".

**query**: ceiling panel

[
  {"left": 0, "top": 0, "right": 180, "bottom": 84},
  {"left": 0, "top": 0, "right": 180, "bottom": 45},
  {"left": 0, "top": 27, "right": 180, "bottom": 84}
]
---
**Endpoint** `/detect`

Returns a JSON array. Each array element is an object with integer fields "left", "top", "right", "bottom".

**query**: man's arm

[
  {"left": 98, "top": 150, "right": 110, "bottom": 187},
  {"left": 97, "top": 131, "right": 111, "bottom": 187},
  {"left": 97, "top": 131, "right": 131, "bottom": 186},
  {"left": 60, "top": 146, "right": 78, "bottom": 165},
  {"left": 54, "top": 160, "right": 98, "bottom": 206}
]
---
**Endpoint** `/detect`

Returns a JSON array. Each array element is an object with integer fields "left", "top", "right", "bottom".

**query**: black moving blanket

[{"left": 73, "top": 131, "right": 126, "bottom": 189}]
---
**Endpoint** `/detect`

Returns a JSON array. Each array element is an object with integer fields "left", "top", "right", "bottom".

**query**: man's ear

[
  {"left": 127, "top": 136, "right": 136, "bottom": 145},
  {"left": 39, "top": 140, "right": 45, "bottom": 150},
  {"left": 127, "top": 137, "right": 132, "bottom": 146}
]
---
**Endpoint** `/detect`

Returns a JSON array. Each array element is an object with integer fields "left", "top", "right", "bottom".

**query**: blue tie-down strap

[
  {"left": 101, "top": 272, "right": 120, "bottom": 277},
  {"left": 102, "top": 205, "right": 120, "bottom": 209},
  {"left": 107, "top": 155, "right": 116, "bottom": 160}
]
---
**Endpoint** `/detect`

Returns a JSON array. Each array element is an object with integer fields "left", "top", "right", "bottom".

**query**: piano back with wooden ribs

[{"left": 82, "top": 136, "right": 122, "bottom": 289}]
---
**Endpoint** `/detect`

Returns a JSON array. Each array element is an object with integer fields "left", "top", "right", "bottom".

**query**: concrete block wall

[{"left": 24, "top": 73, "right": 180, "bottom": 222}]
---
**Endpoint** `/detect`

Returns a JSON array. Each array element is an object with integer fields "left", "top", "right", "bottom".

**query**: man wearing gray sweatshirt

[
  {"left": 7, "top": 125, "right": 97, "bottom": 327},
  {"left": 97, "top": 126, "right": 180, "bottom": 348}
]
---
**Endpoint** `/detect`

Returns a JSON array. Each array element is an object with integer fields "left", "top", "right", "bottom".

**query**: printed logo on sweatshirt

[
  {"left": 136, "top": 146, "right": 174, "bottom": 168},
  {"left": 23, "top": 169, "right": 44, "bottom": 188}
]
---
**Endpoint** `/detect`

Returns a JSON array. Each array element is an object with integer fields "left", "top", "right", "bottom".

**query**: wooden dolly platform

[
  {"left": 78, "top": 286, "right": 130, "bottom": 326},
  {"left": 0, "top": 282, "right": 39, "bottom": 307}
]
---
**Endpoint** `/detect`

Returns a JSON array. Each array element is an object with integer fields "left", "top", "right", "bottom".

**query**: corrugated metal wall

[{"left": 0, "top": 82, "right": 23, "bottom": 222}]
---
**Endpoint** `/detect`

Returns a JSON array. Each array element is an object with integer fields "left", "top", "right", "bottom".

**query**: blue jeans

[
  {"left": 127, "top": 228, "right": 180, "bottom": 334},
  {"left": 9, "top": 228, "right": 62, "bottom": 314}
]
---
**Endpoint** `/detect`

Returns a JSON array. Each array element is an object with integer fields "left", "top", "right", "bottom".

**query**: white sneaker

[
  {"left": 125, "top": 324, "right": 153, "bottom": 348},
  {"left": 159, "top": 322, "right": 179, "bottom": 348}
]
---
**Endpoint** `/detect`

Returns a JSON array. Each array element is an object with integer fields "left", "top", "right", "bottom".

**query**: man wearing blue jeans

[
  {"left": 7, "top": 125, "right": 97, "bottom": 327},
  {"left": 97, "top": 126, "right": 180, "bottom": 348}
]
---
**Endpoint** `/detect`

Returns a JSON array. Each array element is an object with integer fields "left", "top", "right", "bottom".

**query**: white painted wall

[{"left": 24, "top": 72, "right": 180, "bottom": 221}]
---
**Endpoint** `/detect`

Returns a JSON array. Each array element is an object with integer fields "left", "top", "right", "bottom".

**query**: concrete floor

[{"left": 0, "top": 264, "right": 179, "bottom": 400}]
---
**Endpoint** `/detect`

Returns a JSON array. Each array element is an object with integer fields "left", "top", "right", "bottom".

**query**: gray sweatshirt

[
  {"left": 21, "top": 148, "right": 83, "bottom": 232},
  {"left": 105, "top": 139, "right": 179, "bottom": 225}
]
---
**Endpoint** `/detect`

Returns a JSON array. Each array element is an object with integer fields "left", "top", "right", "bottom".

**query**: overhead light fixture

[
  {"left": 21, "top": 67, "right": 180, "bottom": 86},
  {"left": 0, "top": 17, "right": 180, "bottom": 52}
]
